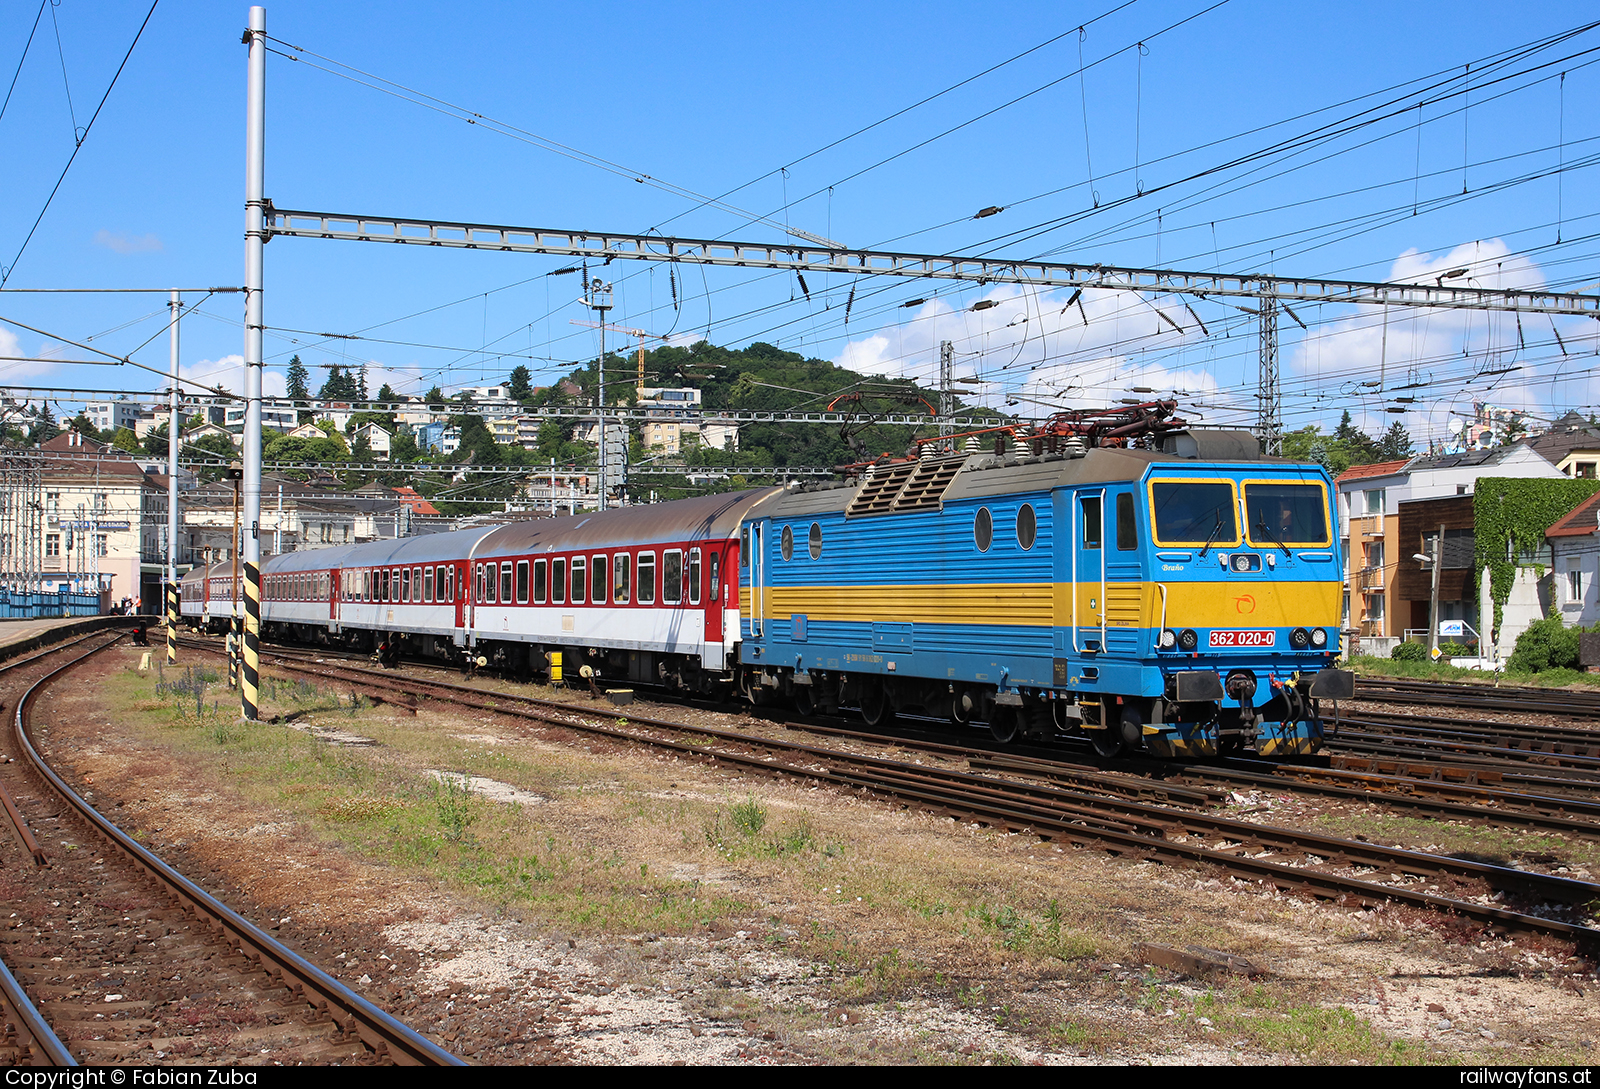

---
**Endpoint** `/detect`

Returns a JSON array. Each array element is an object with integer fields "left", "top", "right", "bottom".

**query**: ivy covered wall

[{"left": 1473, "top": 476, "right": 1600, "bottom": 629}]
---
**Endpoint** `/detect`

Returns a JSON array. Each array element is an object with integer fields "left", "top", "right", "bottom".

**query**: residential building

[
  {"left": 1335, "top": 445, "right": 1562, "bottom": 652},
  {"left": 85, "top": 399, "right": 143, "bottom": 435},
  {"left": 1547, "top": 491, "right": 1600, "bottom": 627},
  {"left": 36, "top": 431, "right": 169, "bottom": 609},
  {"left": 353, "top": 422, "right": 392, "bottom": 458},
  {"left": 1521, "top": 410, "right": 1600, "bottom": 479}
]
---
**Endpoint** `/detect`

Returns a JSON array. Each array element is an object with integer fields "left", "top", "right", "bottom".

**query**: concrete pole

[
  {"left": 1427, "top": 524, "right": 1444, "bottom": 658},
  {"left": 241, "top": 4, "right": 266, "bottom": 720},
  {"left": 167, "top": 290, "right": 181, "bottom": 664}
]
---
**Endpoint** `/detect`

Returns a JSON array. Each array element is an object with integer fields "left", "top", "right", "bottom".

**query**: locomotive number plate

[{"left": 1208, "top": 629, "right": 1275, "bottom": 647}]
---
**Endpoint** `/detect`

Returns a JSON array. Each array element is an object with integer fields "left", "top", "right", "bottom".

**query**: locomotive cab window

[
  {"left": 1244, "top": 481, "right": 1331, "bottom": 547},
  {"left": 663, "top": 550, "right": 683, "bottom": 605},
  {"left": 1149, "top": 480, "right": 1240, "bottom": 547},
  {"left": 1016, "top": 504, "right": 1036, "bottom": 550},
  {"left": 974, "top": 507, "right": 993, "bottom": 552},
  {"left": 613, "top": 553, "right": 630, "bottom": 604}
]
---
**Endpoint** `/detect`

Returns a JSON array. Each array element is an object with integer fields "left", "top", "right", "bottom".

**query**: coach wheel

[
  {"left": 988, "top": 706, "right": 1019, "bottom": 744},
  {"left": 793, "top": 684, "right": 817, "bottom": 717},
  {"left": 859, "top": 679, "right": 895, "bottom": 729}
]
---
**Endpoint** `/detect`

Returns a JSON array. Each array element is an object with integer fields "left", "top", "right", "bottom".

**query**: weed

[
  {"left": 435, "top": 775, "right": 478, "bottom": 843},
  {"left": 730, "top": 795, "right": 767, "bottom": 836}
]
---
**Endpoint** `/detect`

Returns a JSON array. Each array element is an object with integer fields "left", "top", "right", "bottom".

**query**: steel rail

[{"left": 11, "top": 639, "right": 465, "bottom": 1067}]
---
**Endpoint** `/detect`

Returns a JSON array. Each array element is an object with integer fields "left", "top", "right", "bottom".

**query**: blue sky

[{"left": 1, "top": 1, "right": 1596, "bottom": 451}]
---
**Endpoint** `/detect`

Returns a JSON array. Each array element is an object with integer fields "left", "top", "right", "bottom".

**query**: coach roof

[{"left": 473, "top": 488, "right": 779, "bottom": 559}]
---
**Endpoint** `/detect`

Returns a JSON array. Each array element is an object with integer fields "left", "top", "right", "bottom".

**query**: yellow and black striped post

[
  {"left": 165, "top": 582, "right": 178, "bottom": 665},
  {"left": 241, "top": 561, "right": 260, "bottom": 720}
]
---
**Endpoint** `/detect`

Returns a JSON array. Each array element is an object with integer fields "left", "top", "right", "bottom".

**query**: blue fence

[{"left": 0, "top": 589, "right": 106, "bottom": 619}]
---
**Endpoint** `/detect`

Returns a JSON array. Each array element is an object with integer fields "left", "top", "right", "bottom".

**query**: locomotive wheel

[
  {"left": 859, "top": 680, "right": 895, "bottom": 728},
  {"left": 988, "top": 707, "right": 1019, "bottom": 744},
  {"left": 1089, "top": 727, "right": 1124, "bottom": 758},
  {"left": 793, "top": 683, "right": 817, "bottom": 717}
]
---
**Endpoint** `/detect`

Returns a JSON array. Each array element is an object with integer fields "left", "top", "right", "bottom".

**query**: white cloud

[
  {"left": 93, "top": 229, "right": 163, "bottom": 255},
  {"left": 180, "top": 355, "right": 285, "bottom": 398}
]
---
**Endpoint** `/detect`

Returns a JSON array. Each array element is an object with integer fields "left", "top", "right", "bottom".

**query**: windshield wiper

[
  {"left": 1255, "top": 517, "right": 1291, "bottom": 556},
  {"left": 1197, "top": 511, "right": 1226, "bottom": 558}
]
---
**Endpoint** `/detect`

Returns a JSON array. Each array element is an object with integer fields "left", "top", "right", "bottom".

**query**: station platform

[{"left": 0, "top": 615, "right": 139, "bottom": 661}]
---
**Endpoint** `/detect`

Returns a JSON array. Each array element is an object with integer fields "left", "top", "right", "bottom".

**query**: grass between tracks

[
  {"left": 87, "top": 651, "right": 1600, "bottom": 1064},
  {"left": 1345, "top": 654, "right": 1600, "bottom": 688}
]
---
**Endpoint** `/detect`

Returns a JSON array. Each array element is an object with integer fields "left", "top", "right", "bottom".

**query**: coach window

[
  {"left": 393, "top": 568, "right": 402, "bottom": 600},
  {"left": 424, "top": 566, "right": 434, "bottom": 602},
  {"left": 1117, "top": 493, "right": 1139, "bottom": 551},
  {"left": 613, "top": 553, "right": 630, "bottom": 604},
  {"left": 1017, "top": 504, "right": 1037, "bottom": 550},
  {"left": 592, "top": 555, "right": 607, "bottom": 605},
  {"left": 362, "top": 571, "right": 371, "bottom": 602},
  {"left": 710, "top": 553, "right": 721, "bottom": 601},
  {"left": 688, "top": 548, "right": 702, "bottom": 605},
  {"left": 974, "top": 506, "right": 993, "bottom": 552},
  {"left": 663, "top": 550, "right": 683, "bottom": 604},
  {"left": 413, "top": 567, "right": 423, "bottom": 600},
  {"left": 571, "top": 557, "right": 587, "bottom": 604},
  {"left": 475, "top": 564, "right": 485, "bottom": 603},
  {"left": 534, "top": 559, "right": 548, "bottom": 603},
  {"left": 552, "top": 558, "right": 566, "bottom": 604},
  {"left": 637, "top": 552, "right": 656, "bottom": 604},
  {"left": 402, "top": 567, "right": 411, "bottom": 602},
  {"left": 780, "top": 525, "right": 794, "bottom": 561},
  {"left": 515, "top": 560, "right": 529, "bottom": 604},
  {"left": 500, "top": 562, "right": 513, "bottom": 604}
]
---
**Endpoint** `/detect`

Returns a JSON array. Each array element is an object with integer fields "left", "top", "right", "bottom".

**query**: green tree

[
  {"left": 508, "top": 365, "right": 533, "bottom": 401},
  {"left": 1377, "top": 420, "right": 1414, "bottom": 461},
  {"left": 142, "top": 421, "right": 170, "bottom": 458},
  {"left": 318, "top": 364, "right": 359, "bottom": 400},
  {"left": 111, "top": 427, "right": 140, "bottom": 453},
  {"left": 286, "top": 354, "right": 312, "bottom": 422},
  {"left": 190, "top": 432, "right": 238, "bottom": 482},
  {"left": 28, "top": 404, "right": 59, "bottom": 445}
]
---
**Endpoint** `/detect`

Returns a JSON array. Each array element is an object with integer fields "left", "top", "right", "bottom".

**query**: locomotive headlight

[
  {"left": 1232, "top": 553, "right": 1251, "bottom": 573},
  {"left": 1178, "top": 628, "right": 1199, "bottom": 651},
  {"left": 1311, "top": 627, "right": 1329, "bottom": 648},
  {"left": 1289, "top": 627, "right": 1311, "bottom": 649},
  {"left": 1159, "top": 628, "right": 1178, "bottom": 650}
]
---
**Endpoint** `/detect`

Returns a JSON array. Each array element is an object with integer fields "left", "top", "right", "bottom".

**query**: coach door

[{"left": 704, "top": 546, "right": 723, "bottom": 643}]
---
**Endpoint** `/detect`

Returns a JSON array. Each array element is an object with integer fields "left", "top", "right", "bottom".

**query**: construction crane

[{"left": 569, "top": 320, "right": 673, "bottom": 395}]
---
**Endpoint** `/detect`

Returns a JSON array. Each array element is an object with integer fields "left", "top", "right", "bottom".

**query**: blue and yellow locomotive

[{"left": 738, "top": 428, "right": 1352, "bottom": 757}]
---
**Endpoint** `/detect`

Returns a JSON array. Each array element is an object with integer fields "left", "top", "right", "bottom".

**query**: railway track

[
  {"left": 1354, "top": 677, "right": 1600, "bottom": 720},
  {"left": 0, "top": 633, "right": 464, "bottom": 1067},
  {"left": 215, "top": 639, "right": 1600, "bottom": 948}
]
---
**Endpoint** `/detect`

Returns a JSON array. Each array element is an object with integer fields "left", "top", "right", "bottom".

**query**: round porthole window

[
  {"left": 809, "top": 521, "right": 822, "bottom": 559},
  {"left": 781, "top": 524, "right": 794, "bottom": 561},
  {"left": 974, "top": 507, "right": 993, "bottom": 552},
  {"left": 1017, "top": 503, "right": 1037, "bottom": 550}
]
